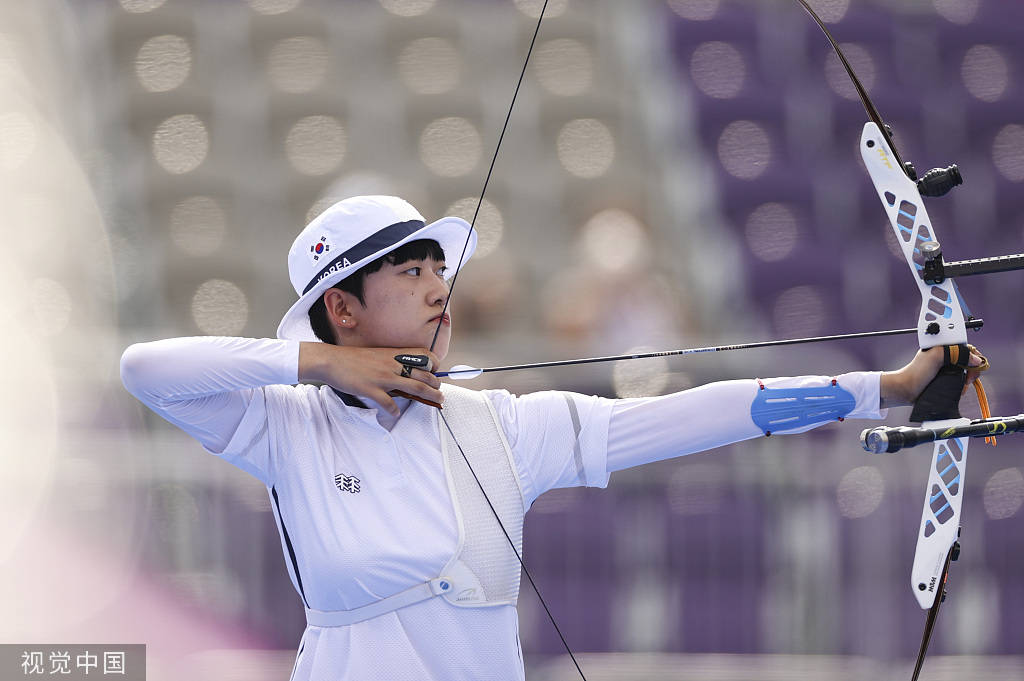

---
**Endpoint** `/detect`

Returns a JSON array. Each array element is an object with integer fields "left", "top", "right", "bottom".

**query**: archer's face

[{"left": 352, "top": 257, "right": 452, "bottom": 360}]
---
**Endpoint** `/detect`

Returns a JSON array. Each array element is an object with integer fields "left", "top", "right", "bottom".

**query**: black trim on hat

[{"left": 302, "top": 219, "right": 426, "bottom": 295}]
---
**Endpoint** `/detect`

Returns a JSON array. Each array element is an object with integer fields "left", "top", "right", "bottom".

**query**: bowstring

[
  {"left": 438, "top": 413, "right": 588, "bottom": 680},
  {"left": 429, "top": 0, "right": 550, "bottom": 354},
  {"left": 424, "top": 2, "right": 587, "bottom": 679}
]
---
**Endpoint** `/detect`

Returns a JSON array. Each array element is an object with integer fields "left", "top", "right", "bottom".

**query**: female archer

[{"left": 120, "top": 194, "right": 979, "bottom": 681}]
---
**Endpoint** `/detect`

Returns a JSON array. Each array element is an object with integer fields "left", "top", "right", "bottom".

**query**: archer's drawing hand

[
  {"left": 879, "top": 345, "right": 986, "bottom": 409},
  {"left": 298, "top": 342, "right": 442, "bottom": 416}
]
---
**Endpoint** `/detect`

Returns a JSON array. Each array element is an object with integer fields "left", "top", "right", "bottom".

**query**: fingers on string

[{"left": 397, "top": 375, "right": 444, "bottom": 404}]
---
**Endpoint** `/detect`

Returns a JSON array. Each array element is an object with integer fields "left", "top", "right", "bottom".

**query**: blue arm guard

[{"left": 750, "top": 378, "right": 856, "bottom": 436}]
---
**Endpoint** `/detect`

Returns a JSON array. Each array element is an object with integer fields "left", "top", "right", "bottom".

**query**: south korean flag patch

[{"left": 309, "top": 235, "right": 331, "bottom": 262}]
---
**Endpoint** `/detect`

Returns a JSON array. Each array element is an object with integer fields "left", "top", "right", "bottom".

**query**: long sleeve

[
  {"left": 605, "top": 371, "right": 885, "bottom": 473},
  {"left": 120, "top": 336, "right": 300, "bottom": 457}
]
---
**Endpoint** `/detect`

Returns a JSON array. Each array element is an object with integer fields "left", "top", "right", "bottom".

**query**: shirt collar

[{"left": 330, "top": 387, "right": 369, "bottom": 409}]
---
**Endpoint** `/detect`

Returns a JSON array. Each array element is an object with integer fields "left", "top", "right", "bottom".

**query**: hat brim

[{"left": 277, "top": 216, "right": 477, "bottom": 342}]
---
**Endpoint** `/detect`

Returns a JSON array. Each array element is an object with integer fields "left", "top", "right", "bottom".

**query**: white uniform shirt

[{"left": 120, "top": 336, "right": 885, "bottom": 681}]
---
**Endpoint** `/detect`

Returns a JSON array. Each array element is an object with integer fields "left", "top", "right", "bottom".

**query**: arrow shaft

[{"left": 437, "top": 320, "right": 983, "bottom": 378}]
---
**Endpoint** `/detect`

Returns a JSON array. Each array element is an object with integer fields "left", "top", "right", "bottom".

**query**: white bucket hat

[{"left": 277, "top": 195, "right": 476, "bottom": 341}]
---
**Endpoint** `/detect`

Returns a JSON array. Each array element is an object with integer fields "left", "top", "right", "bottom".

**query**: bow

[
  {"left": 417, "top": 2, "right": 1022, "bottom": 679},
  {"left": 760, "top": 2, "right": 1024, "bottom": 677}
]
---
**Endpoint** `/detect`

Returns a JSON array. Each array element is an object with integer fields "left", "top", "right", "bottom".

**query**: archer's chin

[{"left": 431, "top": 329, "right": 452, "bottom": 361}]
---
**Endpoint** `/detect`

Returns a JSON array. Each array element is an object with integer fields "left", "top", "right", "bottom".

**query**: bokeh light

[
  {"left": 983, "top": 468, "right": 1024, "bottom": 520},
  {"left": 534, "top": 38, "right": 593, "bottom": 96},
  {"left": 556, "top": 118, "right": 615, "bottom": 178},
  {"left": 815, "top": 0, "right": 850, "bottom": 23},
  {"left": 135, "top": 35, "right": 191, "bottom": 93},
  {"left": 825, "top": 43, "right": 875, "bottom": 100},
  {"left": 419, "top": 116, "right": 481, "bottom": 177},
  {"left": 267, "top": 36, "right": 328, "bottom": 94},
  {"left": 152, "top": 114, "right": 208, "bottom": 174},
  {"left": 379, "top": 0, "right": 435, "bottom": 17},
  {"left": 285, "top": 115, "right": 346, "bottom": 176},
  {"left": 772, "top": 285, "right": 826, "bottom": 337},
  {"left": 717, "top": 120, "right": 771, "bottom": 179},
  {"left": 119, "top": 0, "right": 166, "bottom": 12},
  {"left": 246, "top": 0, "right": 302, "bottom": 15},
  {"left": 666, "top": 0, "right": 719, "bottom": 21},
  {"left": 398, "top": 37, "right": 461, "bottom": 95},
  {"left": 169, "top": 196, "right": 226, "bottom": 257},
  {"left": 992, "top": 124, "right": 1024, "bottom": 182},
  {"left": 514, "top": 0, "right": 569, "bottom": 19},
  {"left": 580, "top": 209, "right": 650, "bottom": 273},
  {"left": 444, "top": 197, "right": 504, "bottom": 258},
  {"left": 191, "top": 279, "right": 249, "bottom": 335},
  {"left": 961, "top": 45, "right": 1009, "bottom": 102},
  {"left": 745, "top": 203, "right": 798, "bottom": 262},
  {"left": 836, "top": 466, "right": 885, "bottom": 518},
  {"left": 613, "top": 348, "right": 669, "bottom": 398},
  {"left": 933, "top": 0, "right": 979, "bottom": 25},
  {"left": 690, "top": 41, "right": 745, "bottom": 99}
]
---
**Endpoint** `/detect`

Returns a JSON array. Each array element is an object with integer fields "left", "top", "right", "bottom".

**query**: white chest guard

[
  {"left": 435, "top": 383, "right": 525, "bottom": 607},
  {"left": 304, "top": 384, "right": 525, "bottom": 627}
]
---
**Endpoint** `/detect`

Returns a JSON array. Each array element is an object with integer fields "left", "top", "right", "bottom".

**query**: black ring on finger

[{"left": 401, "top": 364, "right": 413, "bottom": 378}]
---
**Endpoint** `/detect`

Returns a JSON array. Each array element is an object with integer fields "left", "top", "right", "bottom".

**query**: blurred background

[{"left": 2, "top": 0, "right": 1023, "bottom": 679}]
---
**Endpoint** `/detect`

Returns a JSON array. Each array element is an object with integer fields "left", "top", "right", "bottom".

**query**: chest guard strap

[{"left": 304, "top": 385, "right": 525, "bottom": 627}]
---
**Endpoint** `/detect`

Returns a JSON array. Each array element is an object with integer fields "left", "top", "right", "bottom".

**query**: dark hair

[{"left": 308, "top": 238, "right": 446, "bottom": 344}]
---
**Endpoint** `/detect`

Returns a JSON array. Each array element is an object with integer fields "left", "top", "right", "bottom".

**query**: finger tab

[{"left": 394, "top": 354, "right": 431, "bottom": 369}]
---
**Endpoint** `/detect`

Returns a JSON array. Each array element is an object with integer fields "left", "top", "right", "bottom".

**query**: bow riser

[
  {"left": 859, "top": 123, "right": 969, "bottom": 351},
  {"left": 860, "top": 121, "right": 972, "bottom": 613}
]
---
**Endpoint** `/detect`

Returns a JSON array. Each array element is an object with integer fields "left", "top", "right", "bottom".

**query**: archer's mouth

[{"left": 429, "top": 313, "right": 451, "bottom": 326}]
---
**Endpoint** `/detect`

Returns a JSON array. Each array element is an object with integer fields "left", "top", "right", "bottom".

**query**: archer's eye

[
  {"left": 404, "top": 266, "right": 421, "bottom": 276},
  {"left": 436, "top": 266, "right": 448, "bottom": 277}
]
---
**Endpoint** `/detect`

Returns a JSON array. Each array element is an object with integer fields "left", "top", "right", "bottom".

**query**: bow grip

[{"left": 908, "top": 344, "right": 970, "bottom": 423}]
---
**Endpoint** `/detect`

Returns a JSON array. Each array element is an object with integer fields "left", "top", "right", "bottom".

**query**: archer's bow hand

[{"left": 879, "top": 345, "right": 986, "bottom": 410}]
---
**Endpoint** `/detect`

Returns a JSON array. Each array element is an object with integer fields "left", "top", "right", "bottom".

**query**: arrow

[{"left": 437, "top": 320, "right": 983, "bottom": 379}]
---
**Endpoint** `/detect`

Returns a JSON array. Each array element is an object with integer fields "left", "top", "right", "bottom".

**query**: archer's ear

[{"left": 323, "top": 288, "right": 357, "bottom": 329}]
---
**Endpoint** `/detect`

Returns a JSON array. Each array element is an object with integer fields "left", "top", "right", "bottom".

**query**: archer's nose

[{"left": 427, "top": 272, "right": 449, "bottom": 307}]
